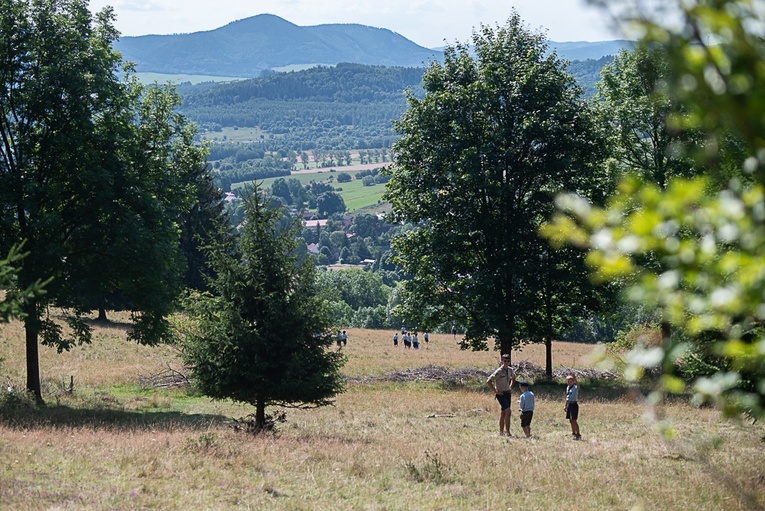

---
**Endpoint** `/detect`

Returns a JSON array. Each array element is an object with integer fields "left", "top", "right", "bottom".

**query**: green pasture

[
  {"left": 232, "top": 169, "right": 387, "bottom": 212},
  {"left": 335, "top": 177, "right": 387, "bottom": 211},
  {"left": 203, "top": 126, "right": 272, "bottom": 143}
]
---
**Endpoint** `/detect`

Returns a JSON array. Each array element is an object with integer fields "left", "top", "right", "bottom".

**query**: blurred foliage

[{"left": 545, "top": 0, "right": 765, "bottom": 418}]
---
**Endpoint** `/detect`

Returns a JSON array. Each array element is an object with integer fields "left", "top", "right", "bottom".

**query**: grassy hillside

[{"left": 1, "top": 316, "right": 763, "bottom": 510}]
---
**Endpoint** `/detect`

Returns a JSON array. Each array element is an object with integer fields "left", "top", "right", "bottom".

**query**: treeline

[
  {"left": 180, "top": 62, "right": 424, "bottom": 104},
  {"left": 194, "top": 100, "right": 407, "bottom": 132}
]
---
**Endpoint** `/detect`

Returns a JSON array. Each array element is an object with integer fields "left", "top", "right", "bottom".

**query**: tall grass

[{"left": 1, "top": 320, "right": 763, "bottom": 510}]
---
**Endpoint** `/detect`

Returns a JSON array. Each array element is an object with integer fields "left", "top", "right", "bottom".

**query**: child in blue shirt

[{"left": 518, "top": 381, "right": 535, "bottom": 438}]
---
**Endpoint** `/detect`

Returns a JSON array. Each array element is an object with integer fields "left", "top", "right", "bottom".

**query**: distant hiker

[
  {"left": 403, "top": 331, "right": 411, "bottom": 349},
  {"left": 451, "top": 324, "right": 457, "bottom": 340},
  {"left": 487, "top": 354, "right": 516, "bottom": 437},
  {"left": 336, "top": 330, "right": 342, "bottom": 348},
  {"left": 401, "top": 324, "right": 406, "bottom": 335},
  {"left": 342, "top": 330, "right": 348, "bottom": 346},
  {"left": 412, "top": 332, "right": 419, "bottom": 350},
  {"left": 518, "top": 381, "right": 535, "bottom": 438},
  {"left": 423, "top": 332, "right": 429, "bottom": 346},
  {"left": 393, "top": 332, "right": 399, "bottom": 347},
  {"left": 565, "top": 374, "right": 581, "bottom": 440}
]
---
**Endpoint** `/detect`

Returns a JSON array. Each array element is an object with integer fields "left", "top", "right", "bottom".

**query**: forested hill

[
  {"left": 177, "top": 58, "right": 609, "bottom": 131},
  {"left": 568, "top": 56, "right": 614, "bottom": 96},
  {"left": 177, "top": 59, "right": 614, "bottom": 188},
  {"left": 180, "top": 63, "right": 424, "bottom": 104},
  {"left": 115, "top": 14, "right": 441, "bottom": 78},
  {"left": 178, "top": 63, "right": 424, "bottom": 140}
]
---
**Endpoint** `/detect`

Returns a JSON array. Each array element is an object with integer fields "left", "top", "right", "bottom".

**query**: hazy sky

[{"left": 86, "top": 0, "right": 624, "bottom": 47}]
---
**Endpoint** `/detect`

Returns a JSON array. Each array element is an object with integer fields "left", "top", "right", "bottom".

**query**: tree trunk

[
  {"left": 97, "top": 304, "right": 108, "bottom": 322},
  {"left": 498, "top": 327, "right": 512, "bottom": 362},
  {"left": 24, "top": 300, "right": 43, "bottom": 403},
  {"left": 255, "top": 397, "right": 266, "bottom": 431},
  {"left": 545, "top": 295, "right": 553, "bottom": 379}
]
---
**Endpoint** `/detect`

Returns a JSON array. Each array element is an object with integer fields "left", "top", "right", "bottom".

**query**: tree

[
  {"left": 384, "top": 12, "right": 606, "bottom": 356},
  {"left": 316, "top": 268, "right": 390, "bottom": 311},
  {"left": 271, "top": 177, "right": 292, "bottom": 204},
  {"left": 350, "top": 213, "right": 383, "bottom": 239},
  {"left": 0, "top": 0, "right": 204, "bottom": 400},
  {"left": 0, "top": 245, "right": 41, "bottom": 323},
  {"left": 177, "top": 139, "right": 228, "bottom": 293},
  {"left": 547, "top": 0, "right": 765, "bottom": 418},
  {"left": 180, "top": 186, "right": 345, "bottom": 431},
  {"left": 316, "top": 191, "right": 346, "bottom": 217},
  {"left": 65, "top": 83, "right": 209, "bottom": 323},
  {"left": 595, "top": 45, "right": 698, "bottom": 189},
  {"left": 526, "top": 242, "right": 607, "bottom": 377}
]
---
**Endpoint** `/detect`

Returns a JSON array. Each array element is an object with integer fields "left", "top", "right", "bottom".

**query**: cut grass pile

[{"left": 1, "top": 320, "right": 763, "bottom": 510}]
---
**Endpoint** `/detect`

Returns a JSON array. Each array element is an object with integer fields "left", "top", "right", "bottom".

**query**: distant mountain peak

[
  {"left": 217, "top": 13, "right": 300, "bottom": 33},
  {"left": 114, "top": 14, "right": 630, "bottom": 79}
]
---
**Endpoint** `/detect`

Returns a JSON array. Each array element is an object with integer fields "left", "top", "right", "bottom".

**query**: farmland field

[
  {"left": 1, "top": 317, "right": 763, "bottom": 510},
  {"left": 232, "top": 168, "right": 388, "bottom": 212}
]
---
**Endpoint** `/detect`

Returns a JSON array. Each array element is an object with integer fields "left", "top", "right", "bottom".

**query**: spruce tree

[{"left": 180, "top": 187, "right": 345, "bottom": 430}]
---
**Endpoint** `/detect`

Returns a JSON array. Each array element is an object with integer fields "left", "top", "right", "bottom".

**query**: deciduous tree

[
  {"left": 0, "top": 0, "right": 208, "bottom": 400},
  {"left": 384, "top": 12, "right": 606, "bottom": 356},
  {"left": 595, "top": 45, "right": 698, "bottom": 189}
]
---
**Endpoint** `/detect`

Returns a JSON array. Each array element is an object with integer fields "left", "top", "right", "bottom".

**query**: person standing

[
  {"left": 518, "top": 381, "right": 535, "bottom": 438},
  {"left": 412, "top": 332, "right": 419, "bottom": 350},
  {"left": 487, "top": 354, "right": 516, "bottom": 436},
  {"left": 341, "top": 330, "right": 348, "bottom": 346},
  {"left": 423, "top": 332, "right": 429, "bottom": 347},
  {"left": 393, "top": 332, "right": 399, "bottom": 347},
  {"left": 565, "top": 374, "right": 581, "bottom": 440},
  {"left": 451, "top": 324, "right": 457, "bottom": 340}
]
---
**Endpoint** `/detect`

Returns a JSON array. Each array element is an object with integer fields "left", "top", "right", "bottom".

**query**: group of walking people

[
  {"left": 487, "top": 353, "right": 581, "bottom": 440},
  {"left": 393, "top": 327, "right": 428, "bottom": 349}
]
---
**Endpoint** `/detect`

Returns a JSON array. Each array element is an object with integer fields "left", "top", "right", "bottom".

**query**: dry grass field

[{"left": 1, "top": 317, "right": 764, "bottom": 511}]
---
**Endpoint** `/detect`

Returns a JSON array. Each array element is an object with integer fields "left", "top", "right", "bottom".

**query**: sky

[{"left": 86, "top": 0, "right": 625, "bottom": 48}]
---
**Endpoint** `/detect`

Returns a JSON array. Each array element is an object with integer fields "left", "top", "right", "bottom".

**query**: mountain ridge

[
  {"left": 115, "top": 13, "right": 632, "bottom": 78},
  {"left": 115, "top": 14, "right": 441, "bottom": 77}
]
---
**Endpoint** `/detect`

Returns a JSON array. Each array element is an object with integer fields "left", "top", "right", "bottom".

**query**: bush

[
  {"left": 351, "top": 305, "right": 388, "bottom": 329},
  {"left": 608, "top": 323, "right": 662, "bottom": 354}
]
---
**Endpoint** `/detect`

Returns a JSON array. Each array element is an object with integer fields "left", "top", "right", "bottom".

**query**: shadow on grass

[{"left": 0, "top": 401, "right": 228, "bottom": 432}]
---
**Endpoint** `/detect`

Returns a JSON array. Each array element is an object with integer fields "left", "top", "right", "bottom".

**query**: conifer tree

[{"left": 180, "top": 187, "right": 345, "bottom": 430}]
